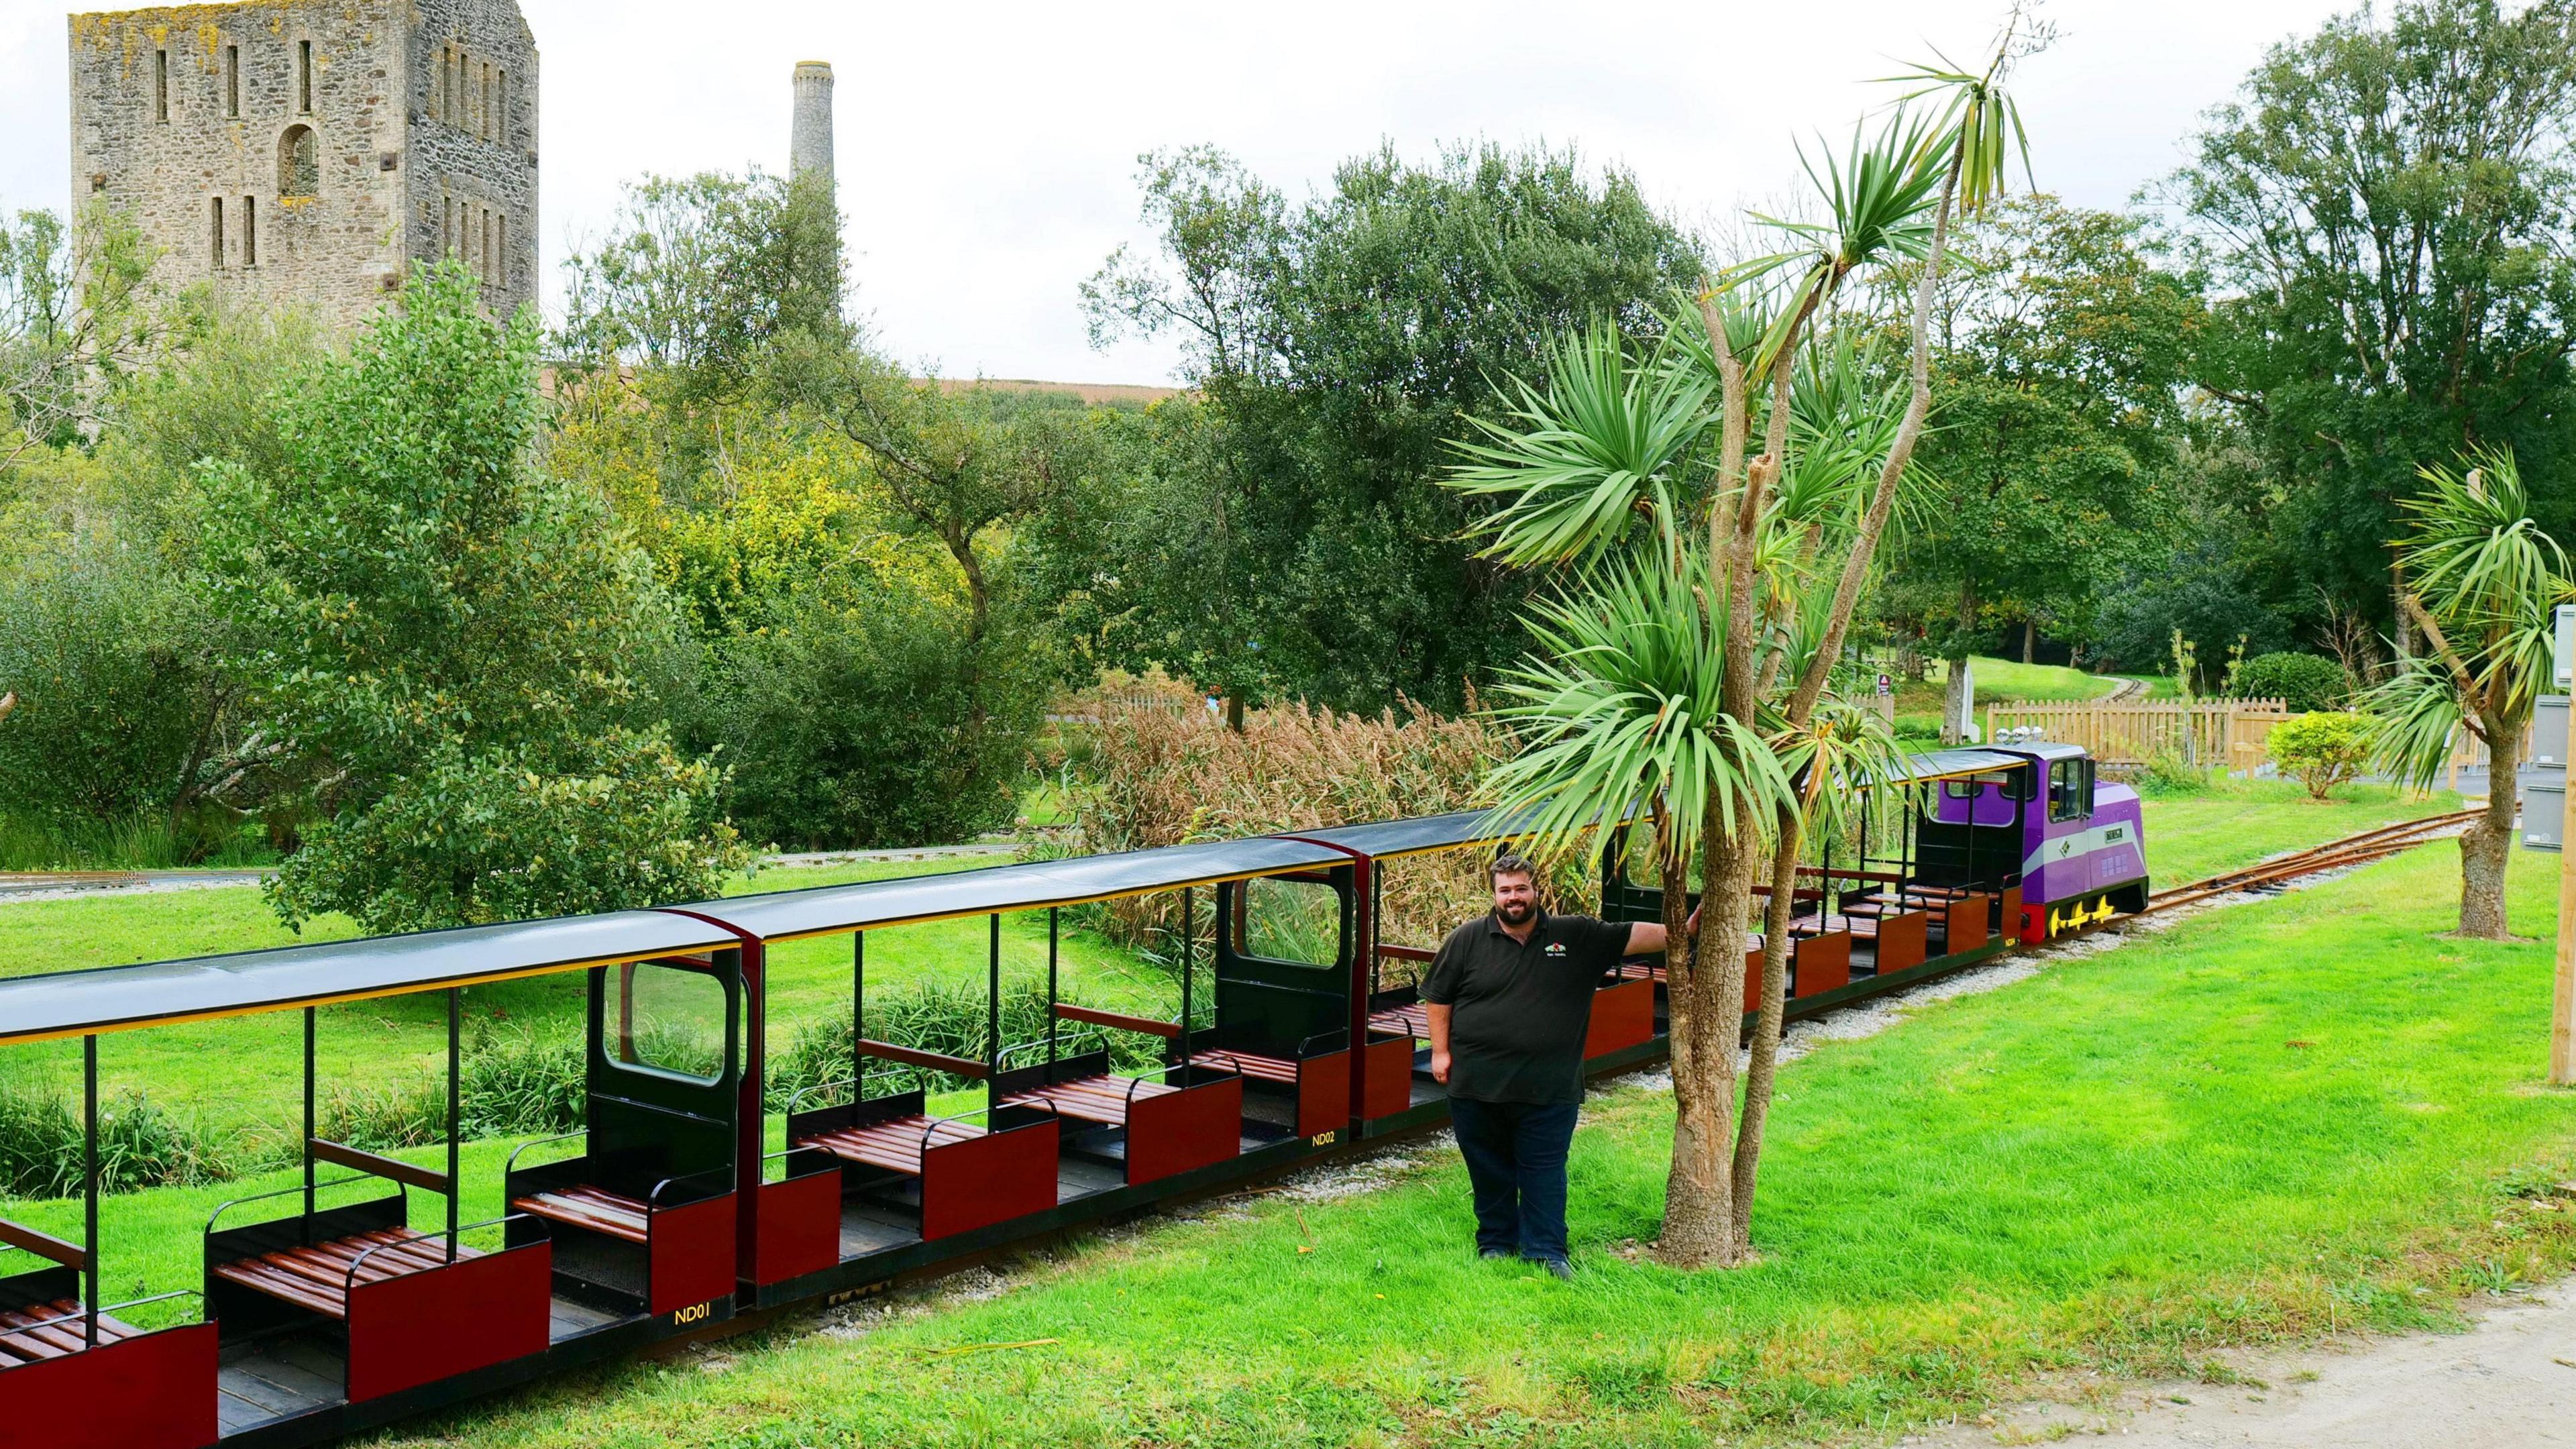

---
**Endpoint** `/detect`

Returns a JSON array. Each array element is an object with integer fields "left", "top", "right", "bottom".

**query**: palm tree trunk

[
  {"left": 1721, "top": 132, "right": 1969, "bottom": 1265},
  {"left": 1731, "top": 804, "right": 1807, "bottom": 1253},
  {"left": 1656, "top": 801, "right": 1748, "bottom": 1267},
  {"left": 2458, "top": 710, "right": 2517, "bottom": 938}
]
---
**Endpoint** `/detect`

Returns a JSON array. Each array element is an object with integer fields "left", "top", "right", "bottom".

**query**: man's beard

[{"left": 1497, "top": 899, "right": 1534, "bottom": 925}]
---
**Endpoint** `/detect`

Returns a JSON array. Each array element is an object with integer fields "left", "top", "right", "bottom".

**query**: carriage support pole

[
  {"left": 83, "top": 1032, "right": 97, "bottom": 1348},
  {"left": 1179, "top": 888, "right": 1193, "bottom": 1087},
  {"left": 446, "top": 987, "right": 461, "bottom": 1260}
]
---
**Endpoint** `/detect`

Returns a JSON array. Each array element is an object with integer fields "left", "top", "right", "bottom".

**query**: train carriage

[{"left": 0, "top": 743, "right": 2141, "bottom": 1446}]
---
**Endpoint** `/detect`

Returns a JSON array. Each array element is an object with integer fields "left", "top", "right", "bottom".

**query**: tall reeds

[{"left": 1067, "top": 696, "right": 1591, "bottom": 966}]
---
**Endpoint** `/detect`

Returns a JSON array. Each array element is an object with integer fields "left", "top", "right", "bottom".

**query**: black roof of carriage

[
  {"left": 1280, "top": 811, "right": 1523, "bottom": 861},
  {"left": 674, "top": 835, "right": 1350, "bottom": 943},
  {"left": 1878, "top": 747, "right": 2035, "bottom": 784},
  {"left": 0, "top": 910, "right": 739, "bottom": 1048}
]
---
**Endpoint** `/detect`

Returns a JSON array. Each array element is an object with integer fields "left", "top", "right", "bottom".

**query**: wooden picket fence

[
  {"left": 1982, "top": 699, "right": 2292, "bottom": 768},
  {"left": 1985, "top": 697, "right": 2518, "bottom": 788}
]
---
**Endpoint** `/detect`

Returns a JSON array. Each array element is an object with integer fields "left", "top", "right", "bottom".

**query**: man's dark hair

[{"left": 1489, "top": 852, "right": 1536, "bottom": 885}]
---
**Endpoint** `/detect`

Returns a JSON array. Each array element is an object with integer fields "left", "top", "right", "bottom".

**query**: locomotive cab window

[
  {"left": 2048, "top": 760, "right": 2093, "bottom": 823},
  {"left": 1235, "top": 875, "right": 1343, "bottom": 968},
  {"left": 603, "top": 960, "right": 727, "bottom": 1083}
]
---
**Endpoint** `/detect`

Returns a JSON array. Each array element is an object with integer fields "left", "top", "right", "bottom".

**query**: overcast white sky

[{"left": 0, "top": 0, "right": 2349, "bottom": 385}]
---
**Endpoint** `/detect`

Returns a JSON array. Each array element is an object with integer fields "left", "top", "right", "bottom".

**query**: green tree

[
  {"left": 1886, "top": 195, "right": 2197, "bottom": 729},
  {"left": 198, "top": 262, "right": 745, "bottom": 931},
  {"left": 2366, "top": 445, "right": 2569, "bottom": 937},
  {"left": 0, "top": 201, "right": 164, "bottom": 472},
  {"left": 1452, "top": 37, "right": 2032, "bottom": 1265},
  {"left": 1087, "top": 142, "right": 1705, "bottom": 715},
  {"left": 2165, "top": 0, "right": 2576, "bottom": 649}
]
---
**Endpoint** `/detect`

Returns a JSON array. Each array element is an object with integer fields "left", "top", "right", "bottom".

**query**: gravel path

[{"left": 1904, "top": 1278, "right": 2576, "bottom": 1448}]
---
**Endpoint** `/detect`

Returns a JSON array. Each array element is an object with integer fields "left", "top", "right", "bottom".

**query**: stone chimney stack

[{"left": 790, "top": 61, "right": 834, "bottom": 186}]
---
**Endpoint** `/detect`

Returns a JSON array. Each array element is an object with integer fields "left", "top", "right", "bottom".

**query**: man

[{"left": 1421, "top": 853, "right": 1672, "bottom": 1279}]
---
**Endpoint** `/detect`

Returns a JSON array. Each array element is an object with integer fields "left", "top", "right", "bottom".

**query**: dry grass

[{"left": 1067, "top": 696, "right": 1584, "bottom": 959}]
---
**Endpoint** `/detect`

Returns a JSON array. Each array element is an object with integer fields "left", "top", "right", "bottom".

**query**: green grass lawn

[
  {"left": 326, "top": 835, "right": 2576, "bottom": 1449},
  {"left": 1884, "top": 655, "right": 2126, "bottom": 717},
  {"left": 0, "top": 855, "right": 1178, "bottom": 1142},
  {"left": 2143, "top": 779, "right": 2461, "bottom": 887}
]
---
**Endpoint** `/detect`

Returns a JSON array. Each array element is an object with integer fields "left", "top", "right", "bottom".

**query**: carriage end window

[
  {"left": 1236, "top": 876, "right": 1342, "bottom": 968},
  {"left": 2047, "top": 760, "right": 2094, "bottom": 824},
  {"left": 604, "top": 961, "right": 727, "bottom": 1083}
]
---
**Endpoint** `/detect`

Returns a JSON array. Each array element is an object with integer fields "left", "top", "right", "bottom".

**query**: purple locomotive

[{"left": 1915, "top": 742, "right": 2149, "bottom": 943}]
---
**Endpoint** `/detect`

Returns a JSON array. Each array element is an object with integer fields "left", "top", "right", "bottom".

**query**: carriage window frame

[
  {"left": 1231, "top": 873, "right": 1346, "bottom": 972},
  {"left": 2047, "top": 759, "right": 2093, "bottom": 824},
  {"left": 1939, "top": 770, "right": 2027, "bottom": 804},
  {"left": 600, "top": 959, "right": 731, "bottom": 1086}
]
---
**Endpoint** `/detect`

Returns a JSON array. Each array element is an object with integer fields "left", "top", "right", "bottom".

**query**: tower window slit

[
  {"left": 225, "top": 45, "right": 239, "bottom": 118},
  {"left": 299, "top": 40, "right": 312, "bottom": 114},
  {"left": 210, "top": 197, "right": 223, "bottom": 267},
  {"left": 154, "top": 49, "right": 168, "bottom": 122},
  {"left": 243, "top": 196, "right": 256, "bottom": 266}
]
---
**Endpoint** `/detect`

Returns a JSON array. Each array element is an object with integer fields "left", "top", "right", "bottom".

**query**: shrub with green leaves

[
  {"left": 2267, "top": 710, "right": 2373, "bottom": 800},
  {"left": 0, "top": 532, "right": 231, "bottom": 830},
  {"left": 2231, "top": 652, "right": 2352, "bottom": 712},
  {"left": 195, "top": 260, "right": 747, "bottom": 931}
]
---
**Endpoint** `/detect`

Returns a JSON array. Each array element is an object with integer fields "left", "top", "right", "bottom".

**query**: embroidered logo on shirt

[{"left": 1545, "top": 942, "right": 1566, "bottom": 957}]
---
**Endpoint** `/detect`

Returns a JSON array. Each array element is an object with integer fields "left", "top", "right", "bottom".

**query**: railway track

[{"left": 2139, "top": 808, "right": 2481, "bottom": 914}]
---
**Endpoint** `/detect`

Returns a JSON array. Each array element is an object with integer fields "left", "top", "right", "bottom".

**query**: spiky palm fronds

[
  {"left": 1881, "top": 42, "right": 2033, "bottom": 217},
  {"left": 2365, "top": 446, "right": 2571, "bottom": 786},
  {"left": 1729, "top": 112, "right": 1947, "bottom": 374},
  {"left": 1772, "top": 335, "right": 1940, "bottom": 537},
  {"left": 1481, "top": 553, "right": 1792, "bottom": 868},
  {"left": 1770, "top": 692, "right": 1915, "bottom": 846},
  {"left": 1448, "top": 321, "right": 1713, "bottom": 568},
  {"left": 2360, "top": 663, "right": 2471, "bottom": 793}
]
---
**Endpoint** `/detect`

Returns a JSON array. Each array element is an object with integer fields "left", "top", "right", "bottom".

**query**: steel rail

[{"left": 2141, "top": 808, "right": 2481, "bottom": 914}]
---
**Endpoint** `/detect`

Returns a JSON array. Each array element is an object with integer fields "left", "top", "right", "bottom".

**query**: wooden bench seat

[
  {"left": 0, "top": 1299, "right": 142, "bottom": 1363},
  {"left": 1189, "top": 1050, "right": 1299, "bottom": 1085},
  {"left": 211, "top": 1230, "right": 480, "bottom": 1321},
  {"left": 509, "top": 1185, "right": 651, "bottom": 1245},
  {"left": 1792, "top": 912, "right": 1885, "bottom": 940},
  {"left": 1000, "top": 1073, "right": 1179, "bottom": 1126},
  {"left": 1367, "top": 1004, "right": 1431, "bottom": 1040},
  {"left": 799, "top": 1116, "right": 987, "bottom": 1177}
]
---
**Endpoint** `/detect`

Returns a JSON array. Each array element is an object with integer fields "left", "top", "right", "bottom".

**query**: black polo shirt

[{"left": 1421, "top": 909, "right": 1633, "bottom": 1105}]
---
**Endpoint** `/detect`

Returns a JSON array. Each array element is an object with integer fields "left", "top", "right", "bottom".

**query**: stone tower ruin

[{"left": 67, "top": 0, "right": 539, "bottom": 331}]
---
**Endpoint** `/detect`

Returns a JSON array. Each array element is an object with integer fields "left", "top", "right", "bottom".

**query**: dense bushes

[
  {"left": 2231, "top": 651, "right": 2351, "bottom": 711},
  {"left": 706, "top": 588, "right": 1032, "bottom": 849}
]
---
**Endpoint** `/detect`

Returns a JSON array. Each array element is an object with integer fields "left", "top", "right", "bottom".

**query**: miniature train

[{"left": 0, "top": 742, "right": 2143, "bottom": 1448}]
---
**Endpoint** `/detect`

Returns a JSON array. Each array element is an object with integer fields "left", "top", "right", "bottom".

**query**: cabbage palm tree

[
  {"left": 1448, "top": 32, "right": 2033, "bottom": 1268},
  {"left": 2367, "top": 446, "right": 2571, "bottom": 938}
]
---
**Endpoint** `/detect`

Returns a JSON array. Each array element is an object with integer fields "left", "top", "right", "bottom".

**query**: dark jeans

[{"left": 1448, "top": 1097, "right": 1579, "bottom": 1263}]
